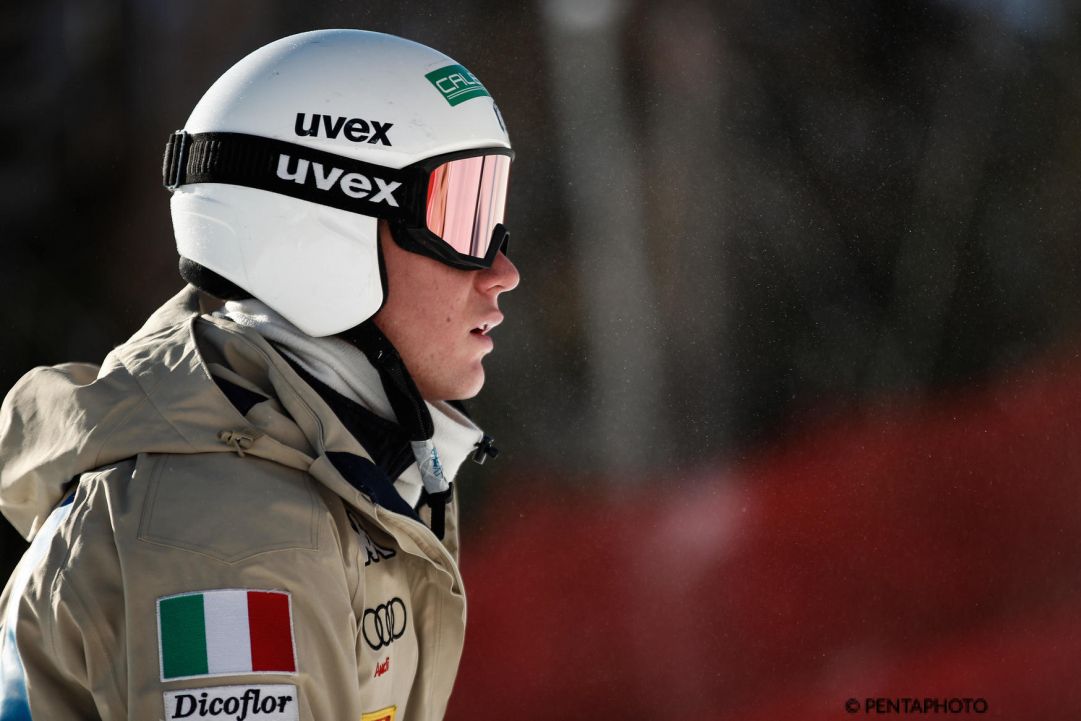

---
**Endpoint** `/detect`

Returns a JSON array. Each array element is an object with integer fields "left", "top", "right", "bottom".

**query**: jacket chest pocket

[{"left": 137, "top": 454, "right": 320, "bottom": 562}]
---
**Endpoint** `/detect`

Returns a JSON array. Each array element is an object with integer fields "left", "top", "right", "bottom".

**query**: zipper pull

[{"left": 472, "top": 435, "right": 500, "bottom": 465}]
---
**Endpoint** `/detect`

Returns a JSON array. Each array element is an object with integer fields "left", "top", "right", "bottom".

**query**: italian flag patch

[{"left": 157, "top": 589, "right": 297, "bottom": 680}]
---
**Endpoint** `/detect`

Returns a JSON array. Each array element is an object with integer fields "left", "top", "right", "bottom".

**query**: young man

[{"left": 0, "top": 29, "right": 517, "bottom": 721}]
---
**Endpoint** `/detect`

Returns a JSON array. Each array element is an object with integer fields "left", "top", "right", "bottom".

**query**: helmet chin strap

[{"left": 338, "top": 320, "right": 455, "bottom": 538}]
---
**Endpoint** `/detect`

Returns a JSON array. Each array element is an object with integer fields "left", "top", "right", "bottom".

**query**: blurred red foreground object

[{"left": 450, "top": 341, "right": 1081, "bottom": 720}]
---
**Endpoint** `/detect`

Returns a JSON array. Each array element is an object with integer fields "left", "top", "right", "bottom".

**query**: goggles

[
  {"left": 163, "top": 131, "right": 512, "bottom": 270},
  {"left": 389, "top": 147, "right": 512, "bottom": 270}
]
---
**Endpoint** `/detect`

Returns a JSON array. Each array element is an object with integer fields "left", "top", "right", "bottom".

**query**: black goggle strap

[
  {"left": 338, "top": 321, "right": 455, "bottom": 539},
  {"left": 338, "top": 321, "right": 434, "bottom": 443},
  {"left": 163, "top": 130, "right": 415, "bottom": 222}
]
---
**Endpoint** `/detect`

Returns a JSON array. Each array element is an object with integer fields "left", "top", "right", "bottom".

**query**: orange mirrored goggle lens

[{"left": 425, "top": 154, "right": 510, "bottom": 259}]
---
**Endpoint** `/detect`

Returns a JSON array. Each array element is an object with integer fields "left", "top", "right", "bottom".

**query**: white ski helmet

[{"left": 166, "top": 29, "right": 512, "bottom": 336}]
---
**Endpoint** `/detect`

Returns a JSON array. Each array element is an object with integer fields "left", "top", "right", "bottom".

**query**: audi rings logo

[{"left": 362, "top": 598, "right": 408, "bottom": 651}]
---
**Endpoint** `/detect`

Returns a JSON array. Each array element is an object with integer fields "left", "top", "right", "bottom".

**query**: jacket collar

[{"left": 218, "top": 299, "right": 485, "bottom": 507}]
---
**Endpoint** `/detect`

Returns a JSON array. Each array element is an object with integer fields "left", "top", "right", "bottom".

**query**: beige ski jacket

[{"left": 0, "top": 287, "right": 469, "bottom": 721}]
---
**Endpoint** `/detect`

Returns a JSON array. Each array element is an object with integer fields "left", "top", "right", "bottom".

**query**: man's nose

[{"left": 479, "top": 250, "right": 520, "bottom": 293}]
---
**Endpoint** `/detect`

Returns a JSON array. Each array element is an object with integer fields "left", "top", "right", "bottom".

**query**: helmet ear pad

[{"left": 171, "top": 184, "right": 384, "bottom": 337}]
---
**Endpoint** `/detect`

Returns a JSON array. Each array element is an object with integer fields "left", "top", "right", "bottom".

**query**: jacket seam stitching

[{"left": 50, "top": 467, "right": 129, "bottom": 712}]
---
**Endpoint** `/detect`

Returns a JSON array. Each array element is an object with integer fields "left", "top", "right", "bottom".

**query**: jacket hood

[{"left": 0, "top": 287, "right": 345, "bottom": 540}]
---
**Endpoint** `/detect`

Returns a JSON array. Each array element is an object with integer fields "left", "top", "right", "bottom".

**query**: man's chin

[
  {"left": 451, "top": 377, "right": 485, "bottom": 402},
  {"left": 420, "top": 368, "right": 485, "bottom": 403}
]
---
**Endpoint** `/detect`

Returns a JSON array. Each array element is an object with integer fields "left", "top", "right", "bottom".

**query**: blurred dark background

[{"left": 3, "top": 1, "right": 1081, "bottom": 718}]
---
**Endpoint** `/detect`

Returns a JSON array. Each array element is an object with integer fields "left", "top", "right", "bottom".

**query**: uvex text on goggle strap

[{"left": 163, "top": 130, "right": 512, "bottom": 269}]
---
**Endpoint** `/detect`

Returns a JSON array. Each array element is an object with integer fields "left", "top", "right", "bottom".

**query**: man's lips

[{"left": 471, "top": 313, "right": 504, "bottom": 336}]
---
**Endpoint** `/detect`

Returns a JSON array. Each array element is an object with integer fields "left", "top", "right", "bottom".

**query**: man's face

[{"left": 372, "top": 222, "right": 520, "bottom": 401}]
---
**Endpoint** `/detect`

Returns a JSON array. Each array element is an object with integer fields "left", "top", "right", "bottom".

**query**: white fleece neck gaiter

[{"left": 220, "top": 300, "right": 483, "bottom": 507}]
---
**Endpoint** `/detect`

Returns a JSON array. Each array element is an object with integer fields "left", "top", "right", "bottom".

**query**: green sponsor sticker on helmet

[{"left": 425, "top": 64, "right": 490, "bottom": 106}]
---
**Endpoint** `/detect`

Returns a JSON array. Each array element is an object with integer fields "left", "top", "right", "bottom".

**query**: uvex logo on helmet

[
  {"left": 294, "top": 113, "right": 393, "bottom": 146},
  {"left": 275, "top": 154, "right": 401, "bottom": 207}
]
